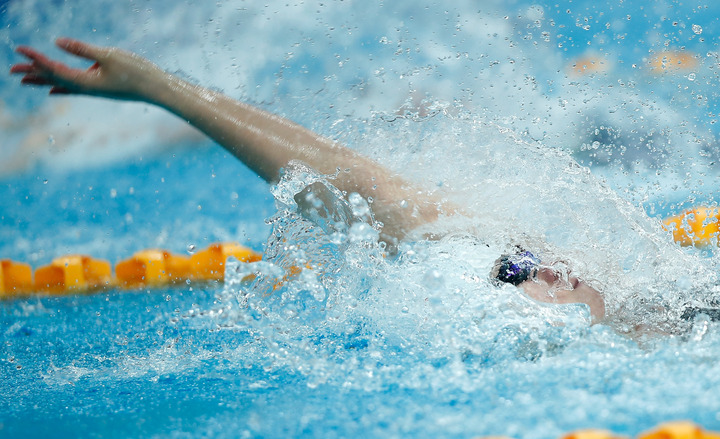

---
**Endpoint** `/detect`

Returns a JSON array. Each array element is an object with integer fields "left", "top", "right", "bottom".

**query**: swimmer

[{"left": 6, "top": 38, "right": 679, "bottom": 329}]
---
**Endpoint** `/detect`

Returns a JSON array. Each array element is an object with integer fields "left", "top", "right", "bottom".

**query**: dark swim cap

[{"left": 494, "top": 251, "right": 540, "bottom": 286}]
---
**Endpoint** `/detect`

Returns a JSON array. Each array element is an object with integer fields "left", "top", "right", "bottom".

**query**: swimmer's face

[
  {"left": 519, "top": 262, "right": 583, "bottom": 301},
  {"left": 493, "top": 252, "right": 605, "bottom": 322}
]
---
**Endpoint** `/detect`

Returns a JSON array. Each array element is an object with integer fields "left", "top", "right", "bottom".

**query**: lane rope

[{"left": 0, "top": 242, "right": 261, "bottom": 298}]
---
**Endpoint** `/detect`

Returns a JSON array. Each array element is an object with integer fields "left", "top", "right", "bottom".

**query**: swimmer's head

[
  {"left": 491, "top": 250, "right": 540, "bottom": 286},
  {"left": 491, "top": 249, "right": 606, "bottom": 323}
]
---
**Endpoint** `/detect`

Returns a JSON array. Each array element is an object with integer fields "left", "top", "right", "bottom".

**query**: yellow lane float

[
  {"left": 638, "top": 420, "right": 720, "bottom": 439},
  {"left": 560, "top": 429, "right": 622, "bottom": 439},
  {"left": 0, "top": 259, "right": 33, "bottom": 298},
  {"left": 116, "top": 249, "right": 191, "bottom": 288},
  {"left": 663, "top": 206, "right": 720, "bottom": 247},
  {"left": 190, "top": 242, "right": 262, "bottom": 281},
  {"left": 648, "top": 51, "right": 698, "bottom": 73},
  {"left": 34, "top": 255, "right": 112, "bottom": 293},
  {"left": 0, "top": 242, "right": 262, "bottom": 298},
  {"left": 477, "top": 421, "right": 719, "bottom": 439}
]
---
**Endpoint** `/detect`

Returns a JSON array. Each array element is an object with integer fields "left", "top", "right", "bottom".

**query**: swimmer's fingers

[
  {"left": 52, "top": 38, "right": 158, "bottom": 97},
  {"left": 14, "top": 46, "right": 69, "bottom": 73},
  {"left": 14, "top": 39, "right": 160, "bottom": 100},
  {"left": 18, "top": 74, "right": 53, "bottom": 86},
  {"left": 13, "top": 44, "right": 107, "bottom": 95},
  {"left": 11, "top": 62, "right": 56, "bottom": 86},
  {"left": 9, "top": 63, "right": 49, "bottom": 85},
  {"left": 11, "top": 58, "right": 65, "bottom": 89},
  {"left": 9, "top": 63, "right": 34, "bottom": 75},
  {"left": 55, "top": 38, "right": 108, "bottom": 62},
  {"left": 14, "top": 45, "right": 89, "bottom": 84},
  {"left": 49, "top": 86, "right": 72, "bottom": 95}
]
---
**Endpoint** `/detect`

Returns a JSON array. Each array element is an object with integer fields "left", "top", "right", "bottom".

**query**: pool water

[{"left": 3, "top": 1, "right": 720, "bottom": 438}]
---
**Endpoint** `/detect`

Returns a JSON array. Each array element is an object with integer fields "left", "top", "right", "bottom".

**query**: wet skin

[{"left": 519, "top": 265, "right": 606, "bottom": 323}]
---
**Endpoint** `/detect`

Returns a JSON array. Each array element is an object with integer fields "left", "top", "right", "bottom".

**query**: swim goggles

[{"left": 494, "top": 251, "right": 540, "bottom": 286}]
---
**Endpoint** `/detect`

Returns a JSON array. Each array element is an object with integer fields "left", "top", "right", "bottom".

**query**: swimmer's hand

[{"left": 10, "top": 38, "right": 162, "bottom": 101}]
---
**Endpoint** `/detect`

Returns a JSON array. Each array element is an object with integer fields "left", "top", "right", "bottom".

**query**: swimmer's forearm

[
  {"left": 144, "top": 71, "right": 354, "bottom": 182},
  {"left": 142, "top": 71, "right": 446, "bottom": 240}
]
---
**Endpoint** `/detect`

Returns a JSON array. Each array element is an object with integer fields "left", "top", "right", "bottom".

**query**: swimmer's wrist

[
  {"left": 137, "top": 69, "right": 189, "bottom": 106},
  {"left": 140, "top": 69, "right": 220, "bottom": 124}
]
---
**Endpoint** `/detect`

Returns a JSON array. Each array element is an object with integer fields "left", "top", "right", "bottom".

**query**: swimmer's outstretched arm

[{"left": 11, "top": 38, "right": 451, "bottom": 243}]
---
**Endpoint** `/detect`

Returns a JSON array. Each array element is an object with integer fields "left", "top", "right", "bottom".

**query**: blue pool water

[{"left": 3, "top": 1, "right": 720, "bottom": 438}]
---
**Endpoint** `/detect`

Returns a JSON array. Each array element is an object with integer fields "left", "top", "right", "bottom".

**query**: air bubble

[
  {"left": 692, "top": 24, "right": 703, "bottom": 35},
  {"left": 187, "top": 244, "right": 196, "bottom": 254}
]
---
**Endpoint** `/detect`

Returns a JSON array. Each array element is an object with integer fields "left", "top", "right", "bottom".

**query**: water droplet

[
  {"left": 692, "top": 24, "right": 703, "bottom": 35},
  {"left": 187, "top": 244, "right": 196, "bottom": 254},
  {"left": 688, "top": 73, "right": 696, "bottom": 81},
  {"left": 349, "top": 192, "right": 370, "bottom": 217},
  {"left": 43, "top": 179, "right": 48, "bottom": 185}
]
